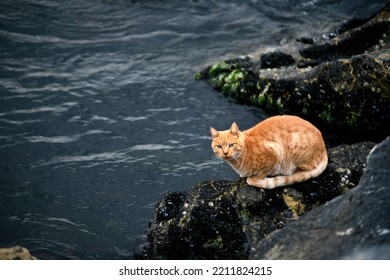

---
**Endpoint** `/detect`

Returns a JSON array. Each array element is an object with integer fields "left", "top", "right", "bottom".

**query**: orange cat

[{"left": 210, "top": 115, "right": 328, "bottom": 189}]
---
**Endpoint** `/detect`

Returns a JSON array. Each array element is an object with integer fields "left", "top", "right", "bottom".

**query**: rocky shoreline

[
  {"left": 195, "top": 2, "right": 390, "bottom": 145},
  {"left": 135, "top": 2, "right": 390, "bottom": 260},
  {"left": 134, "top": 140, "right": 390, "bottom": 259}
]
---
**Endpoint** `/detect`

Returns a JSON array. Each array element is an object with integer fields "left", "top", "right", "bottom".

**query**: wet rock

[
  {"left": 340, "top": 245, "right": 390, "bottom": 260},
  {"left": 135, "top": 181, "right": 247, "bottom": 260},
  {"left": 196, "top": 3, "right": 390, "bottom": 144},
  {"left": 296, "top": 37, "right": 315, "bottom": 44},
  {"left": 300, "top": 20, "right": 389, "bottom": 61},
  {"left": 251, "top": 137, "right": 390, "bottom": 260},
  {"left": 135, "top": 141, "right": 375, "bottom": 259},
  {"left": 0, "top": 246, "right": 37, "bottom": 260},
  {"left": 259, "top": 52, "right": 295, "bottom": 68}
]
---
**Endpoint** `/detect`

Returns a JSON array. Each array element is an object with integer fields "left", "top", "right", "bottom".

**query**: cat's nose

[{"left": 223, "top": 151, "right": 228, "bottom": 156}]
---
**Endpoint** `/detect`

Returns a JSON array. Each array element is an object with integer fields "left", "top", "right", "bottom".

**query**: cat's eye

[
  {"left": 216, "top": 145, "right": 222, "bottom": 149},
  {"left": 229, "top": 143, "right": 234, "bottom": 148}
]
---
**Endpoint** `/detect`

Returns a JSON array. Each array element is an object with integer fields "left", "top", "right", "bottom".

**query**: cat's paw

[{"left": 246, "top": 176, "right": 261, "bottom": 187}]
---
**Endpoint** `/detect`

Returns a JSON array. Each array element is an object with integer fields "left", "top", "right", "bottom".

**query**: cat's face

[{"left": 210, "top": 122, "right": 244, "bottom": 160}]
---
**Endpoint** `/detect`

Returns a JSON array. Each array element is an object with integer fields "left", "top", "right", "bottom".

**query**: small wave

[
  {"left": 23, "top": 71, "right": 73, "bottom": 79},
  {"left": 0, "top": 93, "right": 41, "bottom": 101},
  {"left": 89, "top": 115, "right": 117, "bottom": 124},
  {"left": 32, "top": 143, "right": 198, "bottom": 168},
  {"left": 171, "top": 160, "right": 216, "bottom": 174},
  {"left": 0, "top": 29, "right": 66, "bottom": 44},
  {"left": 45, "top": 217, "right": 85, "bottom": 228},
  {"left": 128, "top": 144, "right": 177, "bottom": 151},
  {"left": 36, "top": 152, "right": 141, "bottom": 166},
  {"left": 170, "top": 131, "right": 211, "bottom": 140},
  {"left": 123, "top": 116, "right": 148, "bottom": 122},
  {"left": 158, "top": 116, "right": 200, "bottom": 126},
  {"left": 146, "top": 107, "right": 188, "bottom": 113},
  {"left": 0, "top": 118, "right": 43, "bottom": 126},
  {"left": 24, "top": 130, "right": 110, "bottom": 144},
  {"left": 0, "top": 102, "right": 78, "bottom": 117}
]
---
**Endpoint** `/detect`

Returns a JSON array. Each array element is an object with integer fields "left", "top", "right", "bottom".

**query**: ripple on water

[
  {"left": 24, "top": 130, "right": 111, "bottom": 144},
  {"left": 0, "top": 102, "right": 79, "bottom": 117},
  {"left": 32, "top": 143, "right": 199, "bottom": 168}
]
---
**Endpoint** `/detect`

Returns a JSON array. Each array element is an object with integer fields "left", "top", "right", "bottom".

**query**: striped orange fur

[{"left": 210, "top": 115, "right": 328, "bottom": 189}]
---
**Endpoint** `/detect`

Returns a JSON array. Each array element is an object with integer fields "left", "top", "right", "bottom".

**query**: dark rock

[
  {"left": 155, "top": 192, "right": 186, "bottom": 222},
  {"left": 251, "top": 137, "right": 390, "bottom": 260},
  {"left": 135, "top": 181, "right": 247, "bottom": 260},
  {"left": 341, "top": 246, "right": 390, "bottom": 260},
  {"left": 300, "top": 21, "right": 389, "bottom": 61},
  {"left": 196, "top": 3, "right": 390, "bottom": 145},
  {"left": 336, "top": 17, "right": 374, "bottom": 35},
  {"left": 135, "top": 142, "right": 375, "bottom": 260},
  {"left": 260, "top": 52, "right": 295, "bottom": 68},
  {"left": 296, "top": 37, "right": 315, "bottom": 44}
]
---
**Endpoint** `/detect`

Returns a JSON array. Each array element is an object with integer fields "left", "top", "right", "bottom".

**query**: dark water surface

[{"left": 0, "top": 0, "right": 387, "bottom": 259}]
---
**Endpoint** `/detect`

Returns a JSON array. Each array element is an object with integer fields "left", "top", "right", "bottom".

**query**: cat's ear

[
  {"left": 210, "top": 127, "right": 219, "bottom": 138},
  {"left": 230, "top": 122, "right": 240, "bottom": 137}
]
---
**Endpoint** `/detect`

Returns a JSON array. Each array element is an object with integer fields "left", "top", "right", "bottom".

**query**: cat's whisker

[
  {"left": 231, "top": 154, "right": 240, "bottom": 164},
  {"left": 208, "top": 155, "right": 224, "bottom": 170}
]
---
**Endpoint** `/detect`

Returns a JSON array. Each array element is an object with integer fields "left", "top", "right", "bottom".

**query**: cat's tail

[{"left": 252, "top": 155, "right": 328, "bottom": 189}]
